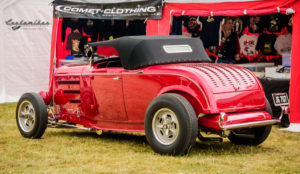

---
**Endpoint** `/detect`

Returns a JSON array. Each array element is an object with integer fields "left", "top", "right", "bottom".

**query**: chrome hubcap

[
  {"left": 18, "top": 100, "right": 36, "bottom": 132},
  {"left": 152, "top": 108, "right": 179, "bottom": 145}
]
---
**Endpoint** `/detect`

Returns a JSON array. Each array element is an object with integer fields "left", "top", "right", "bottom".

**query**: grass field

[{"left": 1, "top": 102, "right": 300, "bottom": 174}]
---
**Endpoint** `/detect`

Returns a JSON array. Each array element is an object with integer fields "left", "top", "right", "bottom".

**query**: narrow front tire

[{"left": 16, "top": 93, "right": 48, "bottom": 139}]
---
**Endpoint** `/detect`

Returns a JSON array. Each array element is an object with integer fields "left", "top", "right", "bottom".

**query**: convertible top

[{"left": 89, "top": 35, "right": 211, "bottom": 70}]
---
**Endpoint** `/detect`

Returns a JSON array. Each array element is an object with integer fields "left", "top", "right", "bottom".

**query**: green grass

[{"left": 1, "top": 102, "right": 300, "bottom": 174}]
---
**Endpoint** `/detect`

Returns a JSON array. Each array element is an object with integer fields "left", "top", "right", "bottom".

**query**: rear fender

[
  {"left": 171, "top": 91, "right": 203, "bottom": 116},
  {"left": 157, "top": 86, "right": 211, "bottom": 116}
]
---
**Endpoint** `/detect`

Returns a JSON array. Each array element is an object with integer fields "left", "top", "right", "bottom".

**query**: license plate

[{"left": 272, "top": 93, "right": 289, "bottom": 106}]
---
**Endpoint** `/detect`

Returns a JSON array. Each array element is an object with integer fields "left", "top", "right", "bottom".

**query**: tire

[
  {"left": 16, "top": 93, "right": 48, "bottom": 139},
  {"left": 144, "top": 93, "right": 198, "bottom": 155},
  {"left": 228, "top": 99, "right": 273, "bottom": 146}
]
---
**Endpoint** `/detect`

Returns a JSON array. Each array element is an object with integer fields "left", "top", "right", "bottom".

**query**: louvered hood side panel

[{"left": 181, "top": 63, "right": 260, "bottom": 94}]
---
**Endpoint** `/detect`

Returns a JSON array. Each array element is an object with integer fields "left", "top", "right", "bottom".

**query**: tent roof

[{"left": 164, "top": 0, "right": 296, "bottom": 17}]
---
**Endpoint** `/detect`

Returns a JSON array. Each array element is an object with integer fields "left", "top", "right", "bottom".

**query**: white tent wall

[{"left": 0, "top": 0, "right": 52, "bottom": 103}]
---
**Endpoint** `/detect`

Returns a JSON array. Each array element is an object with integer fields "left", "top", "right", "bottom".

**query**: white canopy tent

[{"left": 0, "top": 0, "right": 52, "bottom": 103}]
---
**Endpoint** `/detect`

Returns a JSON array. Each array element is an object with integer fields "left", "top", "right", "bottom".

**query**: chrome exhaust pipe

[{"left": 48, "top": 122, "right": 93, "bottom": 131}]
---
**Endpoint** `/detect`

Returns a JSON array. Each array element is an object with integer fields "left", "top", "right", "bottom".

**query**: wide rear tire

[
  {"left": 16, "top": 93, "right": 48, "bottom": 138},
  {"left": 228, "top": 99, "right": 273, "bottom": 146},
  {"left": 144, "top": 93, "right": 198, "bottom": 155}
]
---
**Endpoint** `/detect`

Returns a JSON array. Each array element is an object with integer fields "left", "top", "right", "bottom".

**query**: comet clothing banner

[{"left": 53, "top": 0, "right": 163, "bottom": 19}]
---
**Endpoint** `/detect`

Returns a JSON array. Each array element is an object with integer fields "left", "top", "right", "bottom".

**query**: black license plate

[{"left": 272, "top": 93, "right": 289, "bottom": 106}]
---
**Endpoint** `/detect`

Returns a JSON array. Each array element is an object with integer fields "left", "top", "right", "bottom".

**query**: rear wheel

[
  {"left": 145, "top": 93, "right": 198, "bottom": 155},
  {"left": 228, "top": 99, "right": 273, "bottom": 146},
  {"left": 16, "top": 93, "right": 48, "bottom": 138}
]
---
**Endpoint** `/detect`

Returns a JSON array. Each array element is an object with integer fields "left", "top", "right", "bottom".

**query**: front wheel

[
  {"left": 16, "top": 93, "right": 48, "bottom": 138},
  {"left": 228, "top": 99, "right": 273, "bottom": 146},
  {"left": 144, "top": 93, "right": 198, "bottom": 155}
]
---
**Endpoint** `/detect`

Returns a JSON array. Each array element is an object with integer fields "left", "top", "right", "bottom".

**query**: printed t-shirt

[
  {"left": 66, "top": 32, "right": 82, "bottom": 55},
  {"left": 239, "top": 34, "right": 258, "bottom": 58},
  {"left": 274, "top": 33, "right": 292, "bottom": 54}
]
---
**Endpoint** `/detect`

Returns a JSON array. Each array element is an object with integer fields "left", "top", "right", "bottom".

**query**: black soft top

[{"left": 89, "top": 35, "right": 211, "bottom": 70}]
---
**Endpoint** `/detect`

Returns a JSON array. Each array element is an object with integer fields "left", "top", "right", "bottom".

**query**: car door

[{"left": 89, "top": 66, "right": 127, "bottom": 121}]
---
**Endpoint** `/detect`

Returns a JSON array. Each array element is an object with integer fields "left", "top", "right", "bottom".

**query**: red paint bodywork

[{"left": 47, "top": 60, "right": 275, "bottom": 133}]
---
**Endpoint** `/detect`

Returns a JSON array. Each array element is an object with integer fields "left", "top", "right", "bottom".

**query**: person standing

[{"left": 217, "top": 17, "right": 240, "bottom": 64}]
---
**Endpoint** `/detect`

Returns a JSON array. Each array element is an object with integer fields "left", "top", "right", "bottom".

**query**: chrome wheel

[
  {"left": 145, "top": 93, "right": 198, "bottom": 155},
  {"left": 152, "top": 108, "right": 179, "bottom": 145},
  {"left": 17, "top": 100, "right": 36, "bottom": 132}
]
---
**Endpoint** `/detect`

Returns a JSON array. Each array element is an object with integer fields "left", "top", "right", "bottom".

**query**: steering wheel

[{"left": 106, "top": 61, "right": 116, "bottom": 68}]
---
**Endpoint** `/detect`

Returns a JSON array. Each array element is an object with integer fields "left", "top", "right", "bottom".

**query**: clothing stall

[
  {"left": 146, "top": 0, "right": 300, "bottom": 131},
  {"left": 49, "top": 0, "right": 300, "bottom": 131}
]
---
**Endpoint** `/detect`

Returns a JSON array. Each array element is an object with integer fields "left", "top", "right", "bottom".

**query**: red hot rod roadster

[{"left": 16, "top": 36, "right": 279, "bottom": 155}]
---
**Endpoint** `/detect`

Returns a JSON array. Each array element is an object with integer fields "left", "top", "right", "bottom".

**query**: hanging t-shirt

[
  {"left": 266, "top": 14, "right": 286, "bottom": 33},
  {"left": 124, "top": 20, "right": 146, "bottom": 36},
  {"left": 131, "top": 20, "right": 146, "bottom": 35},
  {"left": 113, "top": 20, "right": 127, "bottom": 38},
  {"left": 184, "top": 16, "right": 201, "bottom": 38},
  {"left": 239, "top": 34, "right": 258, "bottom": 57},
  {"left": 98, "top": 20, "right": 112, "bottom": 41},
  {"left": 200, "top": 16, "right": 223, "bottom": 48},
  {"left": 233, "top": 16, "right": 248, "bottom": 36},
  {"left": 171, "top": 16, "right": 183, "bottom": 35},
  {"left": 82, "top": 19, "right": 98, "bottom": 42},
  {"left": 61, "top": 18, "right": 83, "bottom": 42},
  {"left": 66, "top": 31, "right": 82, "bottom": 55},
  {"left": 274, "top": 33, "right": 292, "bottom": 54},
  {"left": 248, "top": 16, "right": 264, "bottom": 33},
  {"left": 256, "top": 33, "right": 278, "bottom": 55}
]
